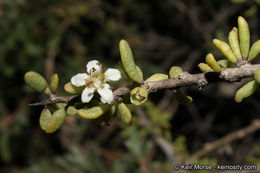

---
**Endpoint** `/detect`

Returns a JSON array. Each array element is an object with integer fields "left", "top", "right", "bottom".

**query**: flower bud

[
  {"left": 50, "top": 73, "right": 59, "bottom": 93},
  {"left": 78, "top": 104, "right": 111, "bottom": 119},
  {"left": 119, "top": 39, "right": 142, "bottom": 83},
  {"left": 130, "top": 87, "right": 148, "bottom": 105},
  {"left": 254, "top": 68, "right": 260, "bottom": 84},
  {"left": 248, "top": 40, "right": 260, "bottom": 61},
  {"left": 117, "top": 102, "right": 132, "bottom": 125},
  {"left": 213, "top": 39, "right": 237, "bottom": 63},
  {"left": 64, "top": 82, "right": 85, "bottom": 94},
  {"left": 169, "top": 66, "right": 183, "bottom": 79},
  {"left": 24, "top": 71, "right": 48, "bottom": 92},
  {"left": 145, "top": 73, "right": 168, "bottom": 82},
  {"left": 198, "top": 63, "right": 212, "bottom": 72},
  {"left": 228, "top": 27, "right": 242, "bottom": 59},
  {"left": 238, "top": 16, "right": 250, "bottom": 59},
  {"left": 45, "top": 108, "right": 66, "bottom": 133},
  {"left": 205, "top": 53, "right": 221, "bottom": 73},
  {"left": 235, "top": 80, "right": 258, "bottom": 103}
]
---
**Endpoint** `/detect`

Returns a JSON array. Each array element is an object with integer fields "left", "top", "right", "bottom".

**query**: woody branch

[{"left": 29, "top": 63, "right": 260, "bottom": 107}]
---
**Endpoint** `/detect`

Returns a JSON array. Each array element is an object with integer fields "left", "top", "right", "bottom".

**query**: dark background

[{"left": 1, "top": 0, "right": 260, "bottom": 172}]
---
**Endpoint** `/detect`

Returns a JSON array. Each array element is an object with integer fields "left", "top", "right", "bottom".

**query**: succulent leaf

[
  {"left": 235, "top": 80, "right": 258, "bottom": 103},
  {"left": 50, "top": 73, "right": 59, "bottom": 93},
  {"left": 119, "top": 39, "right": 142, "bottom": 83},
  {"left": 24, "top": 71, "right": 48, "bottom": 92},
  {"left": 238, "top": 16, "right": 250, "bottom": 59},
  {"left": 117, "top": 102, "right": 132, "bottom": 125},
  {"left": 169, "top": 66, "right": 183, "bottom": 79}
]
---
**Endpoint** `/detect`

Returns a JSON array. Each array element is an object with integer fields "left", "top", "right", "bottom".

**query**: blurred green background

[{"left": 1, "top": 0, "right": 260, "bottom": 172}]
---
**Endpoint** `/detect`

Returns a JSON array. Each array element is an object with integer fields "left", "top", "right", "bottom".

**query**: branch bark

[
  {"left": 143, "top": 63, "right": 260, "bottom": 91},
  {"left": 29, "top": 63, "right": 260, "bottom": 106}
]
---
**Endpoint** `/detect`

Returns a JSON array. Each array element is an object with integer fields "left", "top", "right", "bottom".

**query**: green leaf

[
  {"left": 198, "top": 63, "right": 212, "bottom": 72},
  {"left": 213, "top": 39, "right": 237, "bottom": 63},
  {"left": 92, "top": 105, "right": 116, "bottom": 125},
  {"left": 248, "top": 40, "right": 260, "bottom": 61},
  {"left": 64, "top": 82, "right": 85, "bottom": 94},
  {"left": 169, "top": 66, "right": 183, "bottom": 79},
  {"left": 78, "top": 104, "right": 111, "bottom": 119},
  {"left": 39, "top": 108, "right": 52, "bottom": 131},
  {"left": 45, "top": 108, "right": 66, "bottom": 133},
  {"left": 217, "top": 60, "right": 237, "bottom": 68},
  {"left": 145, "top": 73, "right": 168, "bottom": 82},
  {"left": 205, "top": 53, "right": 221, "bottom": 73},
  {"left": 66, "top": 106, "right": 78, "bottom": 116},
  {"left": 173, "top": 90, "right": 193, "bottom": 104},
  {"left": 119, "top": 39, "right": 142, "bottom": 83},
  {"left": 24, "top": 71, "right": 48, "bottom": 92},
  {"left": 238, "top": 16, "right": 250, "bottom": 59},
  {"left": 117, "top": 102, "right": 132, "bottom": 125},
  {"left": 50, "top": 73, "right": 59, "bottom": 93},
  {"left": 228, "top": 27, "right": 242, "bottom": 60},
  {"left": 235, "top": 80, "right": 258, "bottom": 103}
]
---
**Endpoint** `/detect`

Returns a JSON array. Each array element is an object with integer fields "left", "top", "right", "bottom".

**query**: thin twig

[
  {"left": 183, "top": 119, "right": 260, "bottom": 164},
  {"left": 28, "top": 95, "right": 78, "bottom": 106}
]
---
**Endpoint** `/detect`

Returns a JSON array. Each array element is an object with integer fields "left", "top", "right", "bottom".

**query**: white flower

[{"left": 71, "top": 60, "right": 121, "bottom": 104}]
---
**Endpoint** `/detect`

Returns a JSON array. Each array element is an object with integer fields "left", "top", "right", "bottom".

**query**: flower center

[
  {"left": 85, "top": 73, "right": 105, "bottom": 88},
  {"left": 85, "top": 78, "right": 93, "bottom": 87}
]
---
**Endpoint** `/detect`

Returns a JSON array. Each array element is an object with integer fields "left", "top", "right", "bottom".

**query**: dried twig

[{"left": 184, "top": 119, "right": 260, "bottom": 164}]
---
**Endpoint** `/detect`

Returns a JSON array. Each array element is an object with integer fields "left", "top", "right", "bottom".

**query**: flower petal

[
  {"left": 97, "top": 84, "right": 114, "bottom": 104},
  {"left": 71, "top": 73, "right": 88, "bottom": 87},
  {"left": 81, "top": 87, "right": 95, "bottom": 103},
  {"left": 104, "top": 68, "right": 122, "bottom": 82},
  {"left": 86, "top": 60, "right": 102, "bottom": 74},
  {"left": 100, "top": 97, "right": 106, "bottom": 104}
]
